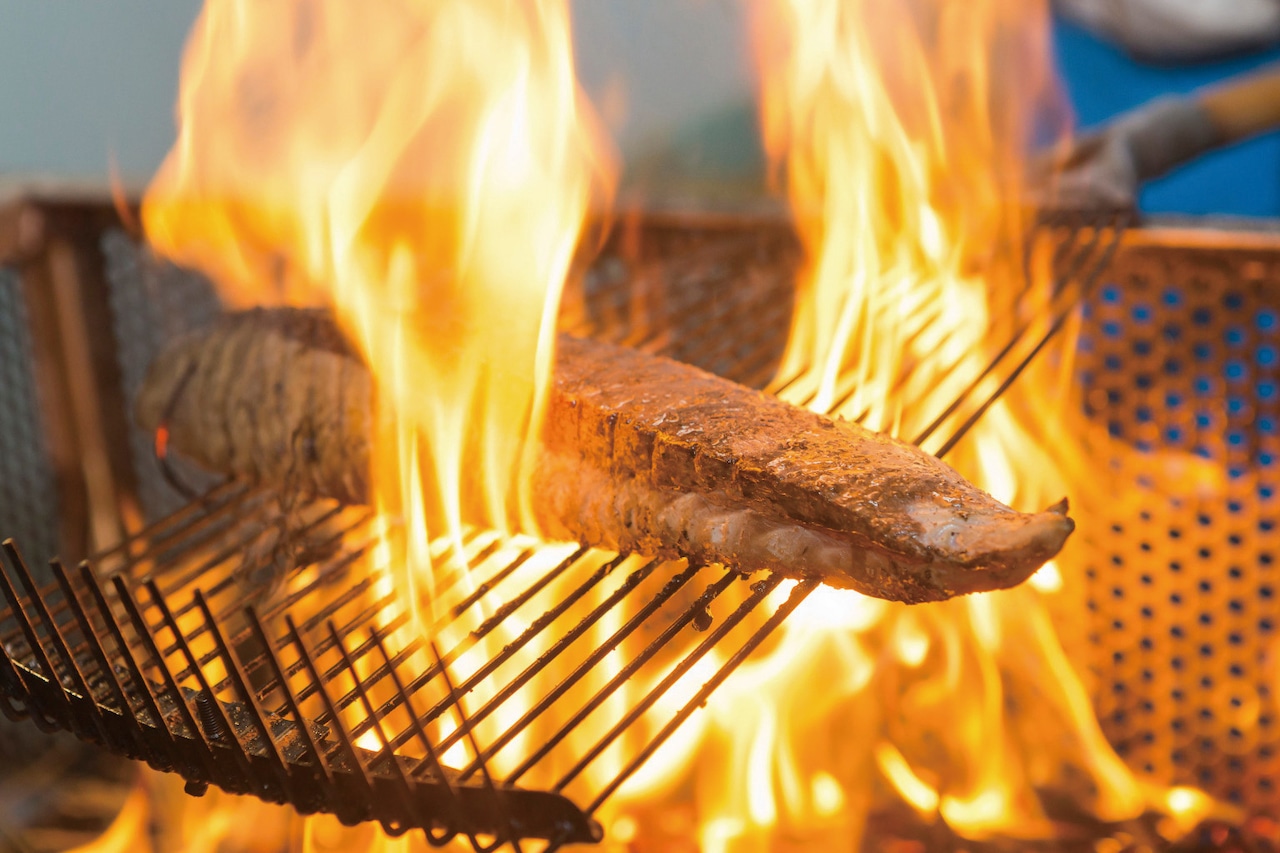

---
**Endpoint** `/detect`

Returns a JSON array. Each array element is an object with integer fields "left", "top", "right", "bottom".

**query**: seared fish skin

[{"left": 137, "top": 308, "right": 1073, "bottom": 604}]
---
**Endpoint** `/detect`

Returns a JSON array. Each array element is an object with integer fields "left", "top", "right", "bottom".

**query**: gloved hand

[{"left": 1043, "top": 95, "right": 1223, "bottom": 208}]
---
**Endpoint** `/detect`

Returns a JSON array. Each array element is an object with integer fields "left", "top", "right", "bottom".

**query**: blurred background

[{"left": 2, "top": 0, "right": 1278, "bottom": 216}]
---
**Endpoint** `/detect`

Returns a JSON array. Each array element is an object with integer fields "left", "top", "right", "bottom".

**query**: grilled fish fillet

[{"left": 136, "top": 308, "right": 1073, "bottom": 604}]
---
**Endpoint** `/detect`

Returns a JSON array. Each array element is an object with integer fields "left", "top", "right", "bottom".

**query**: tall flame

[
  {"left": 107, "top": 0, "right": 1211, "bottom": 850},
  {"left": 664, "top": 0, "right": 1164, "bottom": 847},
  {"left": 143, "top": 0, "right": 612, "bottom": 617}
]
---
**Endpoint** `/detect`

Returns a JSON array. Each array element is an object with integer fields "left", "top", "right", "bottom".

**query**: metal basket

[{"left": 1074, "top": 230, "right": 1280, "bottom": 811}]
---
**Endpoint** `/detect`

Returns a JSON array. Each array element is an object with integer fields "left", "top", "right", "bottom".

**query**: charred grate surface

[
  {"left": 0, "top": 270, "right": 59, "bottom": 562},
  {"left": 1074, "top": 237, "right": 1280, "bottom": 812},
  {"left": 0, "top": 490, "right": 812, "bottom": 849},
  {"left": 0, "top": 208, "right": 1126, "bottom": 849}
]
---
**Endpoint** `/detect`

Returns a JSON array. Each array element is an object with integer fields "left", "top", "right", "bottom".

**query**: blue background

[{"left": 1053, "top": 14, "right": 1280, "bottom": 217}]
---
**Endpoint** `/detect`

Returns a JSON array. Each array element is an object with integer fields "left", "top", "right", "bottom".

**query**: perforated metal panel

[
  {"left": 0, "top": 270, "right": 59, "bottom": 561},
  {"left": 1076, "top": 233, "right": 1280, "bottom": 811}
]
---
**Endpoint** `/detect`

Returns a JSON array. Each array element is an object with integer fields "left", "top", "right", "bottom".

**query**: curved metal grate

[{"left": 0, "top": 209, "right": 1125, "bottom": 850}]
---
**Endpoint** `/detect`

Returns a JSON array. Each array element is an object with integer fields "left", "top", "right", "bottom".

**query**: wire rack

[{"left": 0, "top": 208, "right": 1127, "bottom": 850}]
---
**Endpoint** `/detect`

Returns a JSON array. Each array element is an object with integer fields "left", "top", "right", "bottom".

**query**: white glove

[
  {"left": 1055, "top": 0, "right": 1280, "bottom": 61},
  {"left": 1046, "top": 95, "right": 1222, "bottom": 208}
]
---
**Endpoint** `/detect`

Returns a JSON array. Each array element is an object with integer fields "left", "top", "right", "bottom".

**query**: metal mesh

[
  {"left": 1076, "top": 235, "right": 1280, "bottom": 812},
  {"left": 100, "top": 228, "right": 226, "bottom": 522},
  {"left": 0, "top": 270, "right": 59, "bottom": 561},
  {"left": 6, "top": 210, "right": 1275, "bottom": 840}
]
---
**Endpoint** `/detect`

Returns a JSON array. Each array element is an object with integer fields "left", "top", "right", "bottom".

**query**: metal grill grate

[{"left": 0, "top": 206, "right": 1127, "bottom": 849}]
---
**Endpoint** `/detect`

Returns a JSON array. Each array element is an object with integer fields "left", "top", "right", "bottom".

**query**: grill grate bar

[
  {"left": 584, "top": 576, "right": 819, "bottom": 816},
  {"left": 503, "top": 566, "right": 741, "bottom": 787},
  {"left": 0, "top": 541, "right": 601, "bottom": 845},
  {"left": 88, "top": 478, "right": 249, "bottom": 565},
  {"left": 328, "top": 623, "right": 424, "bottom": 819},
  {"left": 167, "top": 502, "right": 356, "bottom": 615},
  {"left": 285, "top": 614, "right": 376, "bottom": 801},
  {"left": 166, "top": 535, "right": 379, "bottom": 692},
  {"left": 81, "top": 565, "right": 172, "bottom": 744},
  {"left": 912, "top": 210, "right": 1131, "bottom": 456},
  {"left": 0, "top": 484, "right": 272, "bottom": 654},
  {"left": 454, "top": 557, "right": 694, "bottom": 780},
  {"left": 245, "top": 605, "right": 336, "bottom": 787},
  {"left": 65, "top": 558, "right": 157, "bottom": 758},
  {"left": 112, "top": 576, "right": 204, "bottom": 744},
  {"left": 551, "top": 572, "right": 783, "bottom": 793},
  {"left": 0, "top": 542, "right": 73, "bottom": 731},
  {"left": 427, "top": 638, "right": 526, "bottom": 853},
  {"left": 393, "top": 553, "right": 632, "bottom": 752},
  {"left": 758, "top": 210, "right": 1128, "bottom": 459},
  {"left": 322, "top": 546, "right": 595, "bottom": 735},
  {"left": 1, "top": 542, "right": 72, "bottom": 697},
  {"left": 152, "top": 581, "right": 253, "bottom": 784},
  {"left": 50, "top": 558, "right": 133, "bottom": 747}
]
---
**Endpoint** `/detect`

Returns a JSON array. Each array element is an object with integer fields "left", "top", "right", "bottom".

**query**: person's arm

[
  {"left": 1049, "top": 64, "right": 1280, "bottom": 206},
  {"left": 1200, "top": 69, "right": 1280, "bottom": 143}
]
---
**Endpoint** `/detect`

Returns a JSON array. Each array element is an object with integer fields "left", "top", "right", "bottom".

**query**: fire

[
  {"left": 78, "top": 0, "right": 1215, "bottom": 851},
  {"left": 629, "top": 0, "right": 1171, "bottom": 847},
  {"left": 142, "top": 0, "right": 613, "bottom": 624}
]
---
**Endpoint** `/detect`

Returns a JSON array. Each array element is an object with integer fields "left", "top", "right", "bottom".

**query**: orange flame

[
  {"left": 652, "top": 0, "right": 1171, "bottom": 846},
  {"left": 110, "top": 0, "right": 1214, "bottom": 850},
  {"left": 143, "top": 0, "right": 613, "bottom": 621}
]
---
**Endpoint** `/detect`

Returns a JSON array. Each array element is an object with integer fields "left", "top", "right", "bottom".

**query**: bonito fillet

[{"left": 136, "top": 308, "right": 1073, "bottom": 604}]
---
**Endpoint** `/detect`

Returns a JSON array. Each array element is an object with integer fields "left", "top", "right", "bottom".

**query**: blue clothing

[{"left": 1054, "top": 13, "right": 1280, "bottom": 217}]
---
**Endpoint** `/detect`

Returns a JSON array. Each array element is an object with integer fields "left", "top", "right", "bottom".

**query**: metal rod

[
  {"left": 111, "top": 576, "right": 205, "bottom": 747},
  {"left": 63, "top": 558, "right": 157, "bottom": 758},
  {"left": 334, "top": 545, "right": 600, "bottom": 738},
  {"left": 244, "top": 606, "right": 336, "bottom": 790},
  {"left": 82, "top": 565, "right": 175, "bottom": 751},
  {"left": 144, "top": 578, "right": 230, "bottom": 763},
  {"left": 912, "top": 213, "right": 1128, "bottom": 452},
  {"left": 10, "top": 551, "right": 94, "bottom": 715},
  {"left": 503, "top": 567, "right": 740, "bottom": 787},
  {"left": 368, "top": 628, "right": 462, "bottom": 847},
  {"left": 285, "top": 615, "right": 373, "bottom": 800},
  {"left": 0, "top": 541, "right": 65, "bottom": 714},
  {"left": 51, "top": 558, "right": 143, "bottom": 753},
  {"left": 327, "top": 622, "right": 422, "bottom": 834},
  {"left": 928, "top": 216, "right": 1128, "bottom": 459},
  {"left": 587, "top": 576, "right": 818, "bottom": 812},
  {"left": 148, "top": 581, "right": 255, "bottom": 784},
  {"left": 392, "top": 552, "right": 630, "bottom": 752},
  {"left": 431, "top": 554, "right": 644, "bottom": 745},
  {"left": 551, "top": 572, "right": 782, "bottom": 792},
  {"left": 428, "top": 640, "right": 523, "bottom": 853},
  {"left": 85, "top": 479, "right": 249, "bottom": 564},
  {"left": 457, "top": 557, "right": 697, "bottom": 780}
]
